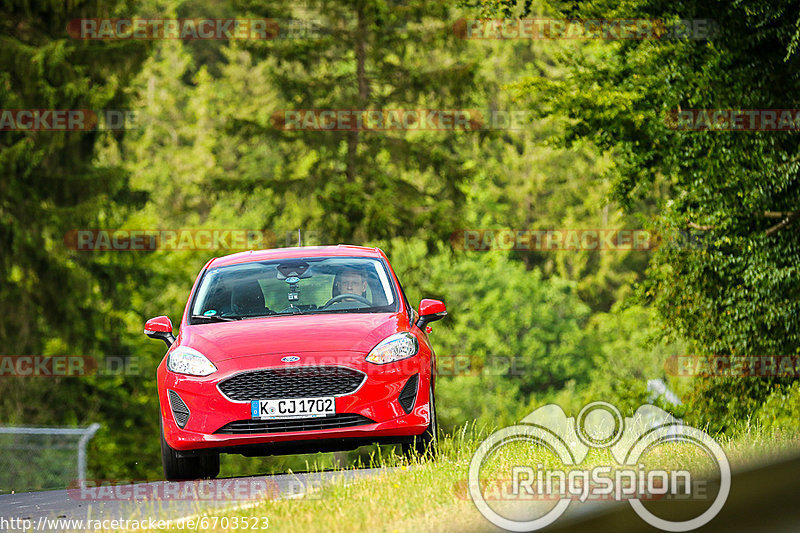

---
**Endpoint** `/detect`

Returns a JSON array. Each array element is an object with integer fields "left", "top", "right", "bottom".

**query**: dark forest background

[{"left": 1, "top": 0, "right": 798, "bottom": 485}]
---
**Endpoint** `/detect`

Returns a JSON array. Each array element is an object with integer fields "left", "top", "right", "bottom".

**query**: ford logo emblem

[{"left": 281, "top": 356, "right": 300, "bottom": 362}]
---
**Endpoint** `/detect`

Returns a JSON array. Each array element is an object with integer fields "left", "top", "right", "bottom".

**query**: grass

[{"left": 124, "top": 419, "right": 800, "bottom": 533}]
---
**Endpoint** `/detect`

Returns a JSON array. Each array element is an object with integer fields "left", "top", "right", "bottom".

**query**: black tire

[
  {"left": 161, "top": 420, "right": 220, "bottom": 481},
  {"left": 402, "top": 383, "right": 438, "bottom": 459}
]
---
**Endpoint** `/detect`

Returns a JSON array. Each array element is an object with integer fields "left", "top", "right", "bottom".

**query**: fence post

[{"left": 77, "top": 423, "right": 101, "bottom": 487}]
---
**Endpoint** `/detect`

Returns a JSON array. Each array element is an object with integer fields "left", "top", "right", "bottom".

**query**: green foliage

[
  {"left": 504, "top": 0, "right": 800, "bottom": 428},
  {"left": 0, "top": 0, "right": 156, "bottom": 484},
  {"left": 757, "top": 381, "right": 800, "bottom": 432},
  {"left": 389, "top": 241, "right": 601, "bottom": 429},
  {"left": 224, "top": 0, "right": 490, "bottom": 245},
  {"left": 12, "top": 0, "right": 798, "bottom": 489},
  {"left": 579, "top": 304, "right": 687, "bottom": 413},
  {"left": 0, "top": 0, "right": 148, "bottom": 354}
]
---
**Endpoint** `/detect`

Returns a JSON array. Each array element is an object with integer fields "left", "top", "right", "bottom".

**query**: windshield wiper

[
  {"left": 293, "top": 308, "right": 373, "bottom": 316},
  {"left": 190, "top": 314, "right": 241, "bottom": 323}
]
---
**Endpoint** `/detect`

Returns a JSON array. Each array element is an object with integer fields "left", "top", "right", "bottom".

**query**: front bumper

[{"left": 158, "top": 351, "right": 432, "bottom": 453}]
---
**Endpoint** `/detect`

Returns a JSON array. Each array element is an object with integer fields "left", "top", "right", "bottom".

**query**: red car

[{"left": 145, "top": 245, "right": 446, "bottom": 480}]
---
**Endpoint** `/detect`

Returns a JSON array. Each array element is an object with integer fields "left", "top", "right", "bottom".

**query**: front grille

[
  {"left": 168, "top": 390, "right": 190, "bottom": 428},
  {"left": 398, "top": 374, "right": 419, "bottom": 414},
  {"left": 214, "top": 413, "right": 374, "bottom": 434},
  {"left": 218, "top": 366, "right": 365, "bottom": 401}
]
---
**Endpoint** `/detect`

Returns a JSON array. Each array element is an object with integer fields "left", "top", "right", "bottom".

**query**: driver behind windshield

[{"left": 331, "top": 268, "right": 369, "bottom": 304}]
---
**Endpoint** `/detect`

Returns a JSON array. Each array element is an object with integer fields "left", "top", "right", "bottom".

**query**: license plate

[{"left": 250, "top": 397, "right": 335, "bottom": 420}]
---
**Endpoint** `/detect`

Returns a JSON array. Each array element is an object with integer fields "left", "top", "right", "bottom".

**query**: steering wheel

[{"left": 322, "top": 293, "right": 372, "bottom": 308}]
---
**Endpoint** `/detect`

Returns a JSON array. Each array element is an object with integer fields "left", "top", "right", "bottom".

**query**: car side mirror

[
  {"left": 144, "top": 316, "right": 175, "bottom": 347},
  {"left": 416, "top": 299, "right": 447, "bottom": 329}
]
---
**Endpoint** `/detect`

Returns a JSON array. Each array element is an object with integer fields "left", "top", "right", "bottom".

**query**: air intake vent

[
  {"left": 168, "top": 390, "right": 190, "bottom": 428},
  {"left": 218, "top": 366, "right": 365, "bottom": 402},
  {"left": 398, "top": 374, "right": 419, "bottom": 414},
  {"left": 214, "top": 413, "right": 374, "bottom": 434}
]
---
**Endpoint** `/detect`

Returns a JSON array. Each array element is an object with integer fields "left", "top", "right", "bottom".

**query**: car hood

[{"left": 176, "top": 312, "right": 409, "bottom": 361}]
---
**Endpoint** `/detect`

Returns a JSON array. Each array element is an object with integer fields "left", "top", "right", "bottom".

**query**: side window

[{"left": 394, "top": 275, "right": 414, "bottom": 325}]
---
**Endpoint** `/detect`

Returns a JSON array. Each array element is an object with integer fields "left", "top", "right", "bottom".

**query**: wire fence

[{"left": 0, "top": 424, "right": 100, "bottom": 493}]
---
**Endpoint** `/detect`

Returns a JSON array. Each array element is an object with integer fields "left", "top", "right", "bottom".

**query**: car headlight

[
  {"left": 365, "top": 332, "right": 419, "bottom": 364},
  {"left": 167, "top": 347, "right": 217, "bottom": 376}
]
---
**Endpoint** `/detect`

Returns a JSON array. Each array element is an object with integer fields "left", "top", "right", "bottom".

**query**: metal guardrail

[{"left": 541, "top": 452, "right": 800, "bottom": 532}]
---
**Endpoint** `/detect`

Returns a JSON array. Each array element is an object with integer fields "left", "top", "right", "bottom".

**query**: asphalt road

[
  {"left": 543, "top": 452, "right": 800, "bottom": 533},
  {"left": 0, "top": 468, "right": 382, "bottom": 532}
]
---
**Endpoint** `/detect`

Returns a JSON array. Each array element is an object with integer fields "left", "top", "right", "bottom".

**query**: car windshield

[{"left": 189, "top": 256, "right": 398, "bottom": 322}]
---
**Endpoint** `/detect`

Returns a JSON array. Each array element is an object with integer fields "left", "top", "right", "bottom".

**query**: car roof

[{"left": 208, "top": 245, "right": 385, "bottom": 269}]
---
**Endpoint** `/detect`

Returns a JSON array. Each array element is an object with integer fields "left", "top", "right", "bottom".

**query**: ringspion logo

[{"left": 468, "top": 402, "right": 729, "bottom": 531}]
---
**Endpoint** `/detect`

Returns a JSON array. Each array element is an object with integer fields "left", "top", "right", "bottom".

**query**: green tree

[
  {"left": 0, "top": 0, "right": 155, "bottom": 485},
  {"left": 504, "top": 0, "right": 800, "bottom": 430},
  {"left": 227, "top": 0, "right": 489, "bottom": 245},
  {"left": 390, "top": 240, "right": 598, "bottom": 430}
]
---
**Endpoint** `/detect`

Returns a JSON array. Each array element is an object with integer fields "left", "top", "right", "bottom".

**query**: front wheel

[
  {"left": 402, "top": 383, "right": 437, "bottom": 459},
  {"left": 161, "top": 420, "right": 220, "bottom": 481}
]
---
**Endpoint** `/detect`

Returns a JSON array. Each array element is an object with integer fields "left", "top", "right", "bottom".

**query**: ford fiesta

[{"left": 144, "top": 245, "right": 446, "bottom": 480}]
